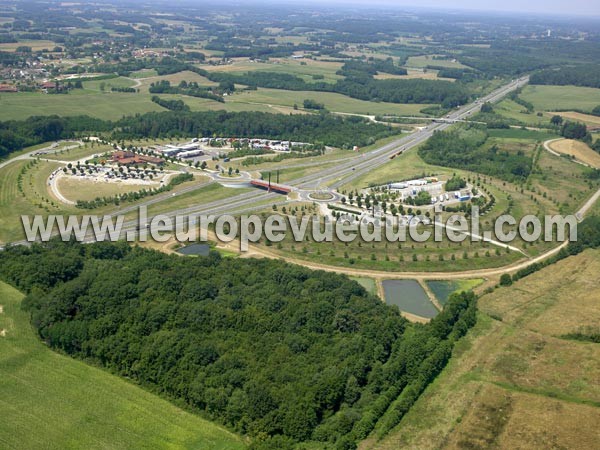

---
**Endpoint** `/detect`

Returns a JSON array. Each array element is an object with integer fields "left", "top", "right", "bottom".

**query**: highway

[
  {"left": 108, "top": 76, "right": 530, "bottom": 239},
  {"left": 4, "top": 76, "right": 529, "bottom": 245}
]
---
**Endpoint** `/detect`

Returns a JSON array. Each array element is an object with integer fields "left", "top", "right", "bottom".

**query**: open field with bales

[{"left": 0, "top": 281, "right": 245, "bottom": 450}]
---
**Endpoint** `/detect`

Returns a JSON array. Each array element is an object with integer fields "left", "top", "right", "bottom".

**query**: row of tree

[{"left": 0, "top": 110, "right": 398, "bottom": 160}]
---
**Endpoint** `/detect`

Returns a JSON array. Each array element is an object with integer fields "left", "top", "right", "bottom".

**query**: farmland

[
  {"left": 405, "top": 55, "right": 469, "bottom": 69},
  {"left": 548, "top": 138, "right": 600, "bottom": 168},
  {"left": 0, "top": 281, "right": 245, "bottom": 450},
  {"left": 520, "top": 85, "right": 600, "bottom": 112},
  {"left": 0, "top": 91, "right": 163, "bottom": 121},
  {"left": 224, "top": 87, "right": 431, "bottom": 116},
  {"left": 198, "top": 58, "right": 344, "bottom": 83}
]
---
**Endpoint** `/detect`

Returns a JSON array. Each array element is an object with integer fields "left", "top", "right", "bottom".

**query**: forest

[
  {"left": 530, "top": 64, "right": 600, "bottom": 89},
  {"left": 418, "top": 127, "right": 532, "bottom": 181},
  {"left": 0, "top": 110, "right": 398, "bottom": 159},
  {"left": 0, "top": 241, "right": 477, "bottom": 449}
]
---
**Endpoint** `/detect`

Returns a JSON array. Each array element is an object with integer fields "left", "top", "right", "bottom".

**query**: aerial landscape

[{"left": 0, "top": 0, "right": 599, "bottom": 448}]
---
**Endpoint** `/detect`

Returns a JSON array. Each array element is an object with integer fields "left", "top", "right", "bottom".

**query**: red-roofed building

[
  {"left": 0, "top": 84, "right": 17, "bottom": 92},
  {"left": 112, "top": 151, "right": 164, "bottom": 166}
]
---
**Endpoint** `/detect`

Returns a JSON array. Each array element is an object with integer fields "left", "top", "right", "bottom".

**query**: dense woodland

[
  {"left": 195, "top": 66, "right": 470, "bottom": 107},
  {"left": 530, "top": 65, "right": 600, "bottom": 89},
  {"left": 0, "top": 241, "right": 477, "bottom": 449},
  {"left": 0, "top": 110, "right": 398, "bottom": 159}
]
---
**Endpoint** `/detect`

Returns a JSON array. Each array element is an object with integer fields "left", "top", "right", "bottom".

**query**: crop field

[
  {"left": 0, "top": 39, "right": 57, "bottom": 51},
  {"left": 137, "top": 70, "right": 218, "bottom": 92},
  {"left": 0, "top": 281, "right": 245, "bottom": 450},
  {"left": 374, "top": 68, "right": 454, "bottom": 82},
  {"left": 0, "top": 91, "right": 163, "bottom": 121},
  {"left": 405, "top": 55, "right": 468, "bottom": 69},
  {"left": 548, "top": 138, "right": 600, "bottom": 168},
  {"left": 372, "top": 248, "right": 600, "bottom": 450},
  {"left": 546, "top": 111, "right": 600, "bottom": 127},
  {"left": 520, "top": 85, "right": 600, "bottom": 112}
]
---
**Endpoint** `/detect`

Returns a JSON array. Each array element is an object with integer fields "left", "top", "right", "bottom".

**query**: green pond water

[
  {"left": 426, "top": 280, "right": 461, "bottom": 306},
  {"left": 176, "top": 243, "right": 211, "bottom": 256},
  {"left": 382, "top": 279, "right": 438, "bottom": 318}
]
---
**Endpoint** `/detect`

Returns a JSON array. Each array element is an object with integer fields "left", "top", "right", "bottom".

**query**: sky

[{"left": 298, "top": 0, "right": 600, "bottom": 16}]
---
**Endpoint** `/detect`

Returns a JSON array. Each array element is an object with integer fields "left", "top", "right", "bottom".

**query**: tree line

[
  {"left": 0, "top": 241, "right": 478, "bottom": 449},
  {"left": 530, "top": 64, "right": 600, "bottom": 89},
  {"left": 0, "top": 110, "right": 399, "bottom": 160}
]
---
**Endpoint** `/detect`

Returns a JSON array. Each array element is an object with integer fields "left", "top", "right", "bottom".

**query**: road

[
  {"left": 3, "top": 76, "right": 531, "bottom": 246},
  {"left": 0, "top": 140, "right": 83, "bottom": 171}
]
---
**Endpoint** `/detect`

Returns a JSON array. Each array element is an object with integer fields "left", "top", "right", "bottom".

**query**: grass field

[
  {"left": 57, "top": 176, "right": 161, "bottom": 202},
  {"left": 199, "top": 58, "right": 344, "bottom": 84},
  {"left": 137, "top": 70, "right": 218, "bottom": 93},
  {"left": 405, "top": 55, "right": 468, "bottom": 69},
  {"left": 493, "top": 98, "right": 552, "bottom": 126},
  {"left": 0, "top": 91, "right": 163, "bottom": 121},
  {"left": 225, "top": 88, "right": 431, "bottom": 116},
  {"left": 0, "top": 67, "right": 435, "bottom": 119},
  {"left": 371, "top": 248, "right": 600, "bottom": 450},
  {"left": 486, "top": 128, "right": 558, "bottom": 141},
  {"left": 0, "top": 159, "right": 75, "bottom": 243},
  {"left": 43, "top": 144, "right": 110, "bottom": 162},
  {"left": 0, "top": 281, "right": 245, "bottom": 450},
  {"left": 349, "top": 276, "right": 378, "bottom": 295},
  {"left": 521, "top": 85, "right": 600, "bottom": 112},
  {"left": 0, "top": 40, "right": 57, "bottom": 52}
]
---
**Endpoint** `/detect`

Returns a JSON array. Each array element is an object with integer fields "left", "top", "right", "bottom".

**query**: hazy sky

[{"left": 305, "top": 0, "right": 600, "bottom": 16}]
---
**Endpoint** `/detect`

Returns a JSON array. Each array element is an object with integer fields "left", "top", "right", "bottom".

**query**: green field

[
  {"left": 486, "top": 128, "right": 558, "bottom": 141},
  {"left": 0, "top": 91, "right": 163, "bottom": 121},
  {"left": 82, "top": 76, "right": 137, "bottom": 91},
  {"left": 225, "top": 88, "right": 430, "bottom": 116},
  {"left": 521, "top": 85, "right": 600, "bottom": 112},
  {"left": 0, "top": 83, "right": 428, "bottom": 119},
  {"left": 493, "top": 98, "right": 552, "bottom": 126},
  {"left": 0, "top": 281, "right": 245, "bottom": 450},
  {"left": 405, "top": 55, "right": 468, "bottom": 69}
]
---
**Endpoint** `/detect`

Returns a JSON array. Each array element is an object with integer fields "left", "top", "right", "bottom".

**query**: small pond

[
  {"left": 382, "top": 279, "right": 438, "bottom": 318},
  {"left": 176, "top": 243, "right": 211, "bottom": 256}
]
